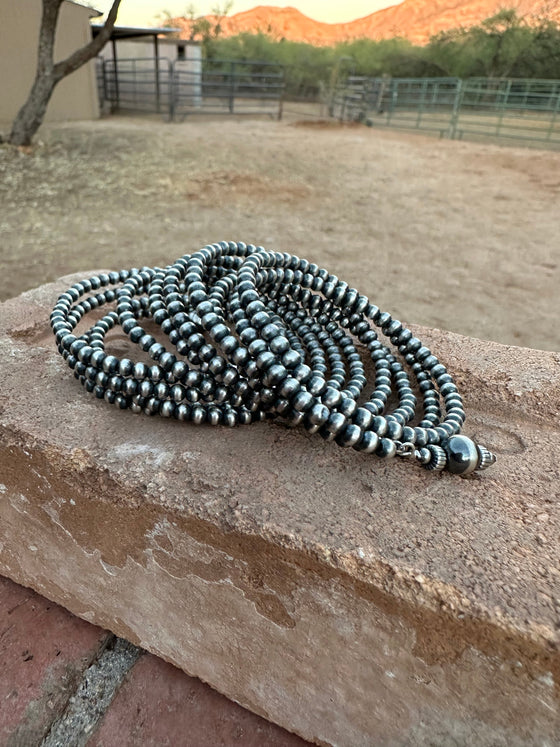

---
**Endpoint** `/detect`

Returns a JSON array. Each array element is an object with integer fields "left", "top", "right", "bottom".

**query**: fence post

[
  {"left": 113, "top": 59, "right": 120, "bottom": 111},
  {"left": 340, "top": 93, "right": 347, "bottom": 123},
  {"left": 377, "top": 76, "right": 387, "bottom": 115},
  {"left": 169, "top": 60, "right": 175, "bottom": 122},
  {"left": 278, "top": 70, "right": 284, "bottom": 120},
  {"left": 101, "top": 58, "right": 108, "bottom": 107},
  {"left": 416, "top": 78, "right": 428, "bottom": 129},
  {"left": 387, "top": 82, "right": 397, "bottom": 125},
  {"left": 545, "top": 90, "right": 560, "bottom": 141},
  {"left": 229, "top": 61, "right": 235, "bottom": 114},
  {"left": 155, "top": 56, "right": 161, "bottom": 114},
  {"left": 495, "top": 79, "right": 511, "bottom": 138},
  {"left": 448, "top": 79, "right": 463, "bottom": 140}
]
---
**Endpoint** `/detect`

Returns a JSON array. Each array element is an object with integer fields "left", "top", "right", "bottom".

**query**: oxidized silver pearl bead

[
  {"left": 353, "top": 431, "right": 379, "bottom": 453},
  {"left": 443, "top": 435, "right": 480, "bottom": 475},
  {"left": 160, "top": 401, "right": 175, "bottom": 418}
]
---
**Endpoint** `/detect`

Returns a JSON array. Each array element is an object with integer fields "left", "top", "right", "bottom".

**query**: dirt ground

[{"left": 0, "top": 115, "right": 558, "bottom": 352}]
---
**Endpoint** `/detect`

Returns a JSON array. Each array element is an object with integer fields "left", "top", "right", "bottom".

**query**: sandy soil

[{"left": 0, "top": 115, "right": 558, "bottom": 352}]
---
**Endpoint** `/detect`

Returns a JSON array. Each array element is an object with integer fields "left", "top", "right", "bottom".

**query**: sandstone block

[{"left": 0, "top": 275, "right": 559, "bottom": 746}]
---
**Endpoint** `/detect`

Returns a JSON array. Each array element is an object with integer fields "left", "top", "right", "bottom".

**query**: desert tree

[
  {"left": 177, "top": 2, "right": 233, "bottom": 54},
  {"left": 8, "top": 0, "right": 122, "bottom": 146}
]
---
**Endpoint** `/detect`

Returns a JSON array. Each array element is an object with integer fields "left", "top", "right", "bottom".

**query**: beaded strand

[{"left": 50, "top": 241, "right": 496, "bottom": 474}]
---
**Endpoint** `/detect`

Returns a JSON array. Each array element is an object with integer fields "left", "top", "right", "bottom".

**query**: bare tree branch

[{"left": 53, "top": 0, "right": 122, "bottom": 82}]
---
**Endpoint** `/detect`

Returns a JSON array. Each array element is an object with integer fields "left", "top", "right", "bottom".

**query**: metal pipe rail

[
  {"left": 333, "top": 75, "right": 560, "bottom": 150},
  {"left": 96, "top": 57, "right": 285, "bottom": 122}
]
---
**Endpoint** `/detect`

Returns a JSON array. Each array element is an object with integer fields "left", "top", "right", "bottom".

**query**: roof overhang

[
  {"left": 91, "top": 24, "right": 182, "bottom": 40},
  {"left": 67, "top": 1, "right": 102, "bottom": 17}
]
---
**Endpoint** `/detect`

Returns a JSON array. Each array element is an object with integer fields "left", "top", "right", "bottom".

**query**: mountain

[
  {"left": 347, "top": 0, "right": 560, "bottom": 43},
  {"left": 172, "top": 0, "right": 560, "bottom": 46}
]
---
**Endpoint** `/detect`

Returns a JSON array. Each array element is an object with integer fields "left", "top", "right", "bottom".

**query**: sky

[{"left": 91, "top": 1, "right": 401, "bottom": 27}]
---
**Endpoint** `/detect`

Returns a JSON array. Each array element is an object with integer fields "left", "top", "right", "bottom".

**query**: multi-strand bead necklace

[{"left": 51, "top": 241, "right": 496, "bottom": 475}]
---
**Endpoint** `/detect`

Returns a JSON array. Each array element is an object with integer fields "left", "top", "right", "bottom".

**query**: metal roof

[
  {"left": 67, "top": 0, "right": 102, "bottom": 17},
  {"left": 90, "top": 24, "right": 182, "bottom": 40}
]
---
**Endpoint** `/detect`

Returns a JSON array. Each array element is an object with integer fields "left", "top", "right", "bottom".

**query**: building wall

[
  {"left": 0, "top": 0, "right": 99, "bottom": 127},
  {"left": 98, "top": 38, "right": 201, "bottom": 64}
]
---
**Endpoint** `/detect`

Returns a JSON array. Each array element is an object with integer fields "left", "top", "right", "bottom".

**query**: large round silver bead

[{"left": 443, "top": 435, "right": 479, "bottom": 475}]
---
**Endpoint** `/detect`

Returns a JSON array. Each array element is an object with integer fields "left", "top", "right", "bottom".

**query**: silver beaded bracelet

[{"left": 51, "top": 241, "right": 496, "bottom": 475}]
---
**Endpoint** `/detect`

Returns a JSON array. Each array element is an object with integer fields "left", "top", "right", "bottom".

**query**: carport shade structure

[{"left": 91, "top": 24, "right": 180, "bottom": 110}]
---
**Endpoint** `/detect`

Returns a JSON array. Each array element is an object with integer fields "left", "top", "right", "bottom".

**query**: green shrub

[{"left": 205, "top": 10, "right": 560, "bottom": 99}]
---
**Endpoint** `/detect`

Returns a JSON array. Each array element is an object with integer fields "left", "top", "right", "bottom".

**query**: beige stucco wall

[
  {"left": 0, "top": 0, "right": 99, "bottom": 127},
  {"left": 98, "top": 38, "right": 201, "bottom": 63}
]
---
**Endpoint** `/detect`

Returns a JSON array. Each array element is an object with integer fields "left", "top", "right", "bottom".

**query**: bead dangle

[{"left": 50, "top": 241, "right": 496, "bottom": 475}]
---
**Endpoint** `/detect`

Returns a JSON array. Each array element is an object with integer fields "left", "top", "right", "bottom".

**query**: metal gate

[
  {"left": 96, "top": 57, "right": 285, "bottom": 120},
  {"left": 97, "top": 57, "right": 172, "bottom": 115},
  {"left": 172, "top": 59, "right": 284, "bottom": 120},
  {"left": 332, "top": 75, "right": 560, "bottom": 149}
]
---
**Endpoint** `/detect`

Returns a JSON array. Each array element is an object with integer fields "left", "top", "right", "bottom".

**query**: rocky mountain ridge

[{"left": 172, "top": 0, "right": 560, "bottom": 45}]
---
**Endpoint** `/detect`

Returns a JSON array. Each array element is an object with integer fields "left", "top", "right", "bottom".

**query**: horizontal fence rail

[
  {"left": 97, "top": 57, "right": 284, "bottom": 121},
  {"left": 95, "top": 60, "right": 560, "bottom": 148},
  {"left": 333, "top": 76, "right": 560, "bottom": 149},
  {"left": 172, "top": 60, "right": 284, "bottom": 119},
  {"left": 97, "top": 57, "right": 173, "bottom": 115}
]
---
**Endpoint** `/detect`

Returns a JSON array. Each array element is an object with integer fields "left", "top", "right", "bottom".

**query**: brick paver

[
  {"left": 0, "top": 576, "right": 110, "bottom": 746},
  {"left": 0, "top": 577, "right": 312, "bottom": 746},
  {"left": 88, "top": 653, "right": 311, "bottom": 747}
]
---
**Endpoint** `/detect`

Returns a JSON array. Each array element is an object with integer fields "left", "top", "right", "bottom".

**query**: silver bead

[
  {"left": 353, "top": 431, "right": 379, "bottom": 453},
  {"left": 424, "top": 444, "right": 447, "bottom": 471},
  {"left": 476, "top": 444, "right": 497, "bottom": 471},
  {"left": 415, "top": 447, "right": 432, "bottom": 465},
  {"left": 160, "top": 401, "right": 175, "bottom": 418},
  {"left": 443, "top": 435, "right": 479, "bottom": 475}
]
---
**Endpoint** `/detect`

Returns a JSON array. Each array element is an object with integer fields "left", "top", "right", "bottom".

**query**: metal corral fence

[
  {"left": 97, "top": 57, "right": 172, "bottom": 114},
  {"left": 333, "top": 76, "right": 560, "bottom": 149},
  {"left": 96, "top": 57, "right": 284, "bottom": 120},
  {"left": 172, "top": 59, "right": 284, "bottom": 119}
]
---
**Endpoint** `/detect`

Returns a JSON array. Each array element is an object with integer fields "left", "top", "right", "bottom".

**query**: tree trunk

[
  {"left": 9, "top": 74, "right": 56, "bottom": 147},
  {"left": 7, "top": 0, "right": 122, "bottom": 147}
]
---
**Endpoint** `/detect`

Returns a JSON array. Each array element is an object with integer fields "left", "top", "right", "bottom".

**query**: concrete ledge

[{"left": 1, "top": 274, "right": 559, "bottom": 746}]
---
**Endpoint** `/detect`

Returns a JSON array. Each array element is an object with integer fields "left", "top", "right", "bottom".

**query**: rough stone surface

[
  {"left": 0, "top": 274, "right": 559, "bottom": 747},
  {"left": 88, "top": 652, "right": 311, "bottom": 747},
  {"left": 0, "top": 576, "right": 110, "bottom": 746}
]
